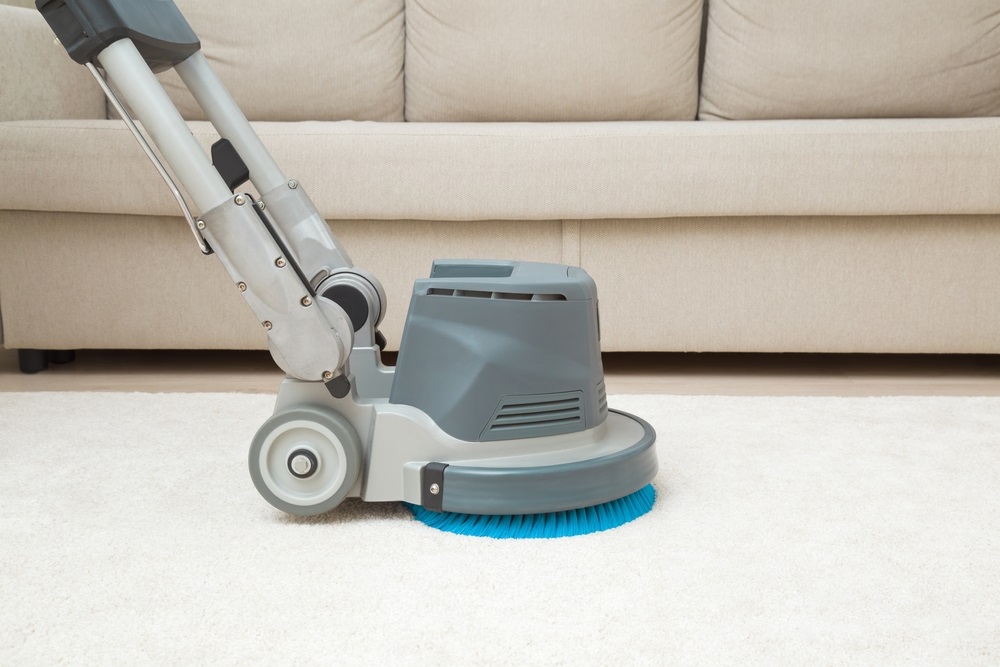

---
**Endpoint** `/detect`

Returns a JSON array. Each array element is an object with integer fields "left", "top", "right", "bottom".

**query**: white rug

[{"left": 1, "top": 392, "right": 998, "bottom": 665}]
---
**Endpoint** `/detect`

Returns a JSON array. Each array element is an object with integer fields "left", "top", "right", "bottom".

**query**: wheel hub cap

[{"left": 287, "top": 448, "right": 318, "bottom": 478}]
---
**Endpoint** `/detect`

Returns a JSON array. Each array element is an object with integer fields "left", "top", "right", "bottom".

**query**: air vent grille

[
  {"left": 481, "top": 392, "right": 584, "bottom": 441},
  {"left": 427, "top": 288, "right": 566, "bottom": 301}
]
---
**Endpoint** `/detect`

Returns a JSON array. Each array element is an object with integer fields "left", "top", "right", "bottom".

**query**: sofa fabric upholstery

[
  {"left": 4, "top": 119, "right": 1000, "bottom": 221},
  {"left": 579, "top": 215, "right": 1000, "bottom": 353},
  {"left": 405, "top": 0, "right": 703, "bottom": 121},
  {"left": 1, "top": 0, "right": 998, "bottom": 355},
  {"left": 2, "top": 210, "right": 999, "bottom": 354},
  {"left": 0, "top": 8, "right": 105, "bottom": 121},
  {"left": 700, "top": 0, "right": 1000, "bottom": 120}
]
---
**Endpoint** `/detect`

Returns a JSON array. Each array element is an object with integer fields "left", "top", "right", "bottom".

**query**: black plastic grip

[{"left": 37, "top": 0, "right": 200, "bottom": 72}]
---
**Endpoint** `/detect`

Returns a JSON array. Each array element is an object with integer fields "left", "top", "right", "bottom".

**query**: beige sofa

[{"left": 2, "top": 0, "right": 999, "bottom": 367}]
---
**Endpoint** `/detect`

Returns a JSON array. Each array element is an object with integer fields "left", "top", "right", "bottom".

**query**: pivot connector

[
  {"left": 198, "top": 194, "right": 354, "bottom": 381},
  {"left": 316, "top": 268, "right": 387, "bottom": 349}
]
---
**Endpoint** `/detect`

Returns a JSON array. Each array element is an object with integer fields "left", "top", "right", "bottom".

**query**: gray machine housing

[{"left": 391, "top": 260, "right": 608, "bottom": 443}]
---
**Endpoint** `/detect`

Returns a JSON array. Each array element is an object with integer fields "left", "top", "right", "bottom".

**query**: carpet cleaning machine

[{"left": 38, "top": 0, "right": 658, "bottom": 537}]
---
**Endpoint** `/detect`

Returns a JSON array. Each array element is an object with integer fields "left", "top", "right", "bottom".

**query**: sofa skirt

[{"left": 1, "top": 211, "right": 998, "bottom": 354}]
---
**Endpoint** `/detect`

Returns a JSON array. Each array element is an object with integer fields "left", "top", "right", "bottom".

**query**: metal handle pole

[
  {"left": 97, "top": 39, "right": 232, "bottom": 215},
  {"left": 174, "top": 51, "right": 287, "bottom": 195}
]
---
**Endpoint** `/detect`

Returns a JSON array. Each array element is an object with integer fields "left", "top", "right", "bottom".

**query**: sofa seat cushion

[
  {"left": 3, "top": 118, "right": 1000, "bottom": 220},
  {"left": 700, "top": 0, "right": 1000, "bottom": 120}
]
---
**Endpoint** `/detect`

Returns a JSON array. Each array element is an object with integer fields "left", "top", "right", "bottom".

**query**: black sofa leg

[
  {"left": 18, "top": 349, "right": 49, "bottom": 374},
  {"left": 48, "top": 350, "right": 77, "bottom": 365},
  {"left": 17, "top": 349, "right": 77, "bottom": 374}
]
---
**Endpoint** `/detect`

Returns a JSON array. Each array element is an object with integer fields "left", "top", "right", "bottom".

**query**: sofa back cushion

[
  {"left": 404, "top": 0, "right": 703, "bottom": 122},
  {"left": 699, "top": 0, "right": 1000, "bottom": 120},
  {"left": 156, "top": 0, "right": 404, "bottom": 122}
]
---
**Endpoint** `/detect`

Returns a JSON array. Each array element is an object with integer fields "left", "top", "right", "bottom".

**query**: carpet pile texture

[{"left": 1, "top": 392, "right": 998, "bottom": 665}]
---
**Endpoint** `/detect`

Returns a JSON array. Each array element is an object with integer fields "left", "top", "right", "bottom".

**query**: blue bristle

[{"left": 405, "top": 484, "right": 656, "bottom": 539}]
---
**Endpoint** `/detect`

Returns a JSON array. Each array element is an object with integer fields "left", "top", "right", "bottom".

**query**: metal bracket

[
  {"left": 420, "top": 462, "right": 448, "bottom": 512},
  {"left": 199, "top": 193, "right": 355, "bottom": 381}
]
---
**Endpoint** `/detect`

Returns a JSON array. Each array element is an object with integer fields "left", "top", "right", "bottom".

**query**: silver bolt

[
  {"left": 237, "top": 282, "right": 247, "bottom": 292},
  {"left": 234, "top": 195, "right": 246, "bottom": 206},
  {"left": 289, "top": 454, "right": 314, "bottom": 476},
  {"left": 429, "top": 483, "right": 440, "bottom": 495},
  {"left": 275, "top": 257, "right": 286, "bottom": 268},
  {"left": 288, "top": 179, "right": 298, "bottom": 189},
  {"left": 196, "top": 220, "right": 206, "bottom": 230},
  {"left": 301, "top": 296, "right": 312, "bottom": 307},
  {"left": 257, "top": 201, "right": 266, "bottom": 211},
  {"left": 322, "top": 370, "right": 333, "bottom": 380},
  {"left": 263, "top": 321, "right": 272, "bottom": 330}
]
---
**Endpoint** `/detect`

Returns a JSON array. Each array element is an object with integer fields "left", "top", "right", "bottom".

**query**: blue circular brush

[{"left": 406, "top": 484, "right": 655, "bottom": 539}]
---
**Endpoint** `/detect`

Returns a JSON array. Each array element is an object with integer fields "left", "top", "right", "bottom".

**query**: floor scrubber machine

[{"left": 38, "top": 0, "right": 658, "bottom": 537}]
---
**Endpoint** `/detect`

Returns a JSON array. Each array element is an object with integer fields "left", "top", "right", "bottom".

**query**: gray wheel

[{"left": 249, "top": 406, "right": 362, "bottom": 516}]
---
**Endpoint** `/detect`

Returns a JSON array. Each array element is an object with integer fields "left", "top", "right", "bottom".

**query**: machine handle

[{"left": 37, "top": 0, "right": 199, "bottom": 71}]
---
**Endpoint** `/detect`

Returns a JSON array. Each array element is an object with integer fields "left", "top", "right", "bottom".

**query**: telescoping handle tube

[{"left": 96, "top": 39, "right": 232, "bottom": 215}]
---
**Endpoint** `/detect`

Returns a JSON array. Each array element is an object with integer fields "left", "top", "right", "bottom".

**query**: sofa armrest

[{"left": 0, "top": 5, "right": 106, "bottom": 121}]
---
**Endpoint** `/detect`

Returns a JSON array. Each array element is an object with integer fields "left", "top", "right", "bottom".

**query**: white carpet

[{"left": 1, "top": 392, "right": 999, "bottom": 665}]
